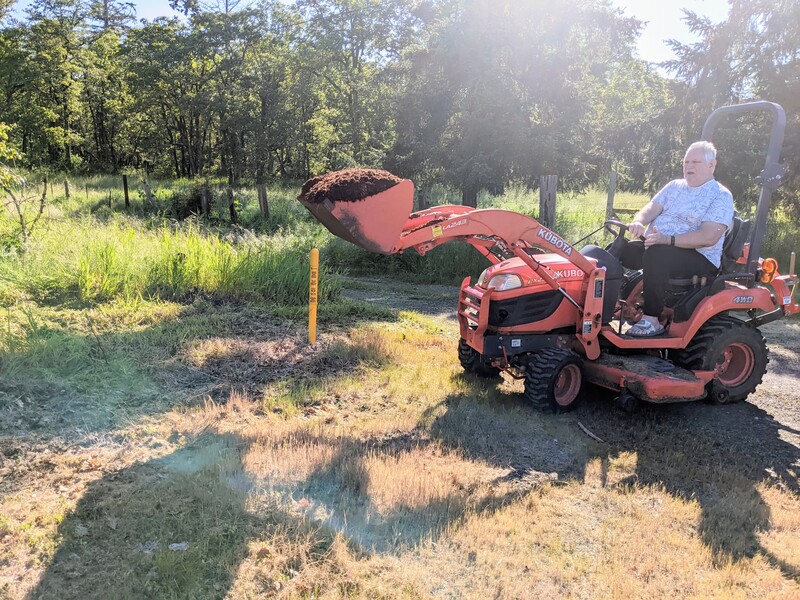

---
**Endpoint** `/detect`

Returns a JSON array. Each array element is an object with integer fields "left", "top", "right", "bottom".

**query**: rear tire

[
  {"left": 523, "top": 348, "right": 583, "bottom": 413},
  {"left": 458, "top": 338, "right": 501, "bottom": 378},
  {"left": 676, "top": 315, "right": 768, "bottom": 403}
]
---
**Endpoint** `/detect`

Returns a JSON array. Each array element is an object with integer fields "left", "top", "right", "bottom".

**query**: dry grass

[{"left": 1, "top": 298, "right": 799, "bottom": 599}]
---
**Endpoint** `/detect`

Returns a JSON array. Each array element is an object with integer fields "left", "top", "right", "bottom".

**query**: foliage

[
  {"left": 0, "top": 0, "right": 685, "bottom": 201},
  {"left": 0, "top": 121, "right": 19, "bottom": 187},
  {"left": 0, "top": 0, "right": 796, "bottom": 211},
  {"left": 665, "top": 0, "right": 800, "bottom": 213},
  {"left": 389, "top": 0, "right": 650, "bottom": 204}
]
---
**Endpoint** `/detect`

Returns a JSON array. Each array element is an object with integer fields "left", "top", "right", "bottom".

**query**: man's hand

[
  {"left": 644, "top": 225, "right": 669, "bottom": 249},
  {"left": 628, "top": 221, "right": 647, "bottom": 238}
]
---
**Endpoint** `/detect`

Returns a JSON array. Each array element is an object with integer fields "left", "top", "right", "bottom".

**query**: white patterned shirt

[{"left": 647, "top": 178, "right": 734, "bottom": 268}]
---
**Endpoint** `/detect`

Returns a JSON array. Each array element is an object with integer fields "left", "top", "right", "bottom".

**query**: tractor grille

[{"left": 488, "top": 290, "right": 563, "bottom": 327}]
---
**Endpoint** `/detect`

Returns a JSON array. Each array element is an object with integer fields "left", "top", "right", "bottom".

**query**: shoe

[{"left": 627, "top": 319, "right": 665, "bottom": 337}]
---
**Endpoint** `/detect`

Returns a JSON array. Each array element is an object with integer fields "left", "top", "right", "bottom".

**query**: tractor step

[{"left": 583, "top": 354, "right": 716, "bottom": 404}]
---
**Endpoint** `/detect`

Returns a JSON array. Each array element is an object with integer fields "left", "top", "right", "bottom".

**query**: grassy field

[{"left": 1, "top": 176, "right": 799, "bottom": 598}]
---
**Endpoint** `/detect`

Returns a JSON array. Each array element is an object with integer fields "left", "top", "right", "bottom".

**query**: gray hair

[{"left": 687, "top": 141, "right": 717, "bottom": 164}]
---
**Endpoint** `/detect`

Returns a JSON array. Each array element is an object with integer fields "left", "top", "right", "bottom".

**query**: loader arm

[
  {"left": 298, "top": 181, "right": 608, "bottom": 358},
  {"left": 394, "top": 206, "right": 598, "bottom": 283}
]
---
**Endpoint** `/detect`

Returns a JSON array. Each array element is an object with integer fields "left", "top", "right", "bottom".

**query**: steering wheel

[{"left": 604, "top": 218, "right": 628, "bottom": 239}]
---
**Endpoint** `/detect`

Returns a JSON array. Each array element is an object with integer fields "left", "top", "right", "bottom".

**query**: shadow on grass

[
  {"left": 22, "top": 375, "right": 800, "bottom": 597},
  {"left": 29, "top": 435, "right": 255, "bottom": 599},
  {"left": 27, "top": 433, "right": 346, "bottom": 600},
  {"left": 0, "top": 298, "right": 400, "bottom": 443},
  {"left": 592, "top": 398, "right": 800, "bottom": 579},
  {"left": 288, "top": 373, "right": 800, "bottom": 572},
  {"left": 426, "top": 381, "right": 800, "bottom": 578},
  {"left": 13, "top": 301, "right": 800, "bottom": 592},
  {"left": 223, "top": 376, "right": 589, "bottom": 556}
]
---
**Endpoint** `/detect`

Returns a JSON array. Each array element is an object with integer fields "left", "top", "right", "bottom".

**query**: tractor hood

[{"left": 477, "top": 254, "right": 588, "bottom": 291}]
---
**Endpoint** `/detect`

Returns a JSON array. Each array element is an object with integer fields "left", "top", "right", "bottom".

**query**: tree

[
  {"left": 0, "top": 0, "right": 13, "bottom": 22},
  {"left": 87, "top": 0, "right": 135, "bottom": 33},
  {"left": 15, "top": 0, "right": 88, "bottom": 169},
  {"left": 391, "top": 0, "right": 642, "bottom": 206},
  {"left": 666, "top": 0, "right": 800, "bottom": 212},
  {"left": 125, "top": 18, "right": 216, "bottom": 177},
  {"left": 0, "top": 121, "right": 19, "bottom": 187},
  {"left": 81, "top": 29, "right": 133, "bottom": 170},
  {"left": 1, "top": 122, "right": 47, "bottom": 249},
  {"left": 291, "top": 0, "right": 419, "bottom": 173}
]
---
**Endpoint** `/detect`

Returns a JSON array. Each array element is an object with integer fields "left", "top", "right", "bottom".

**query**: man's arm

[
  {"left": 644, "top": 221, "right": 727, "bottom": 249},
  {"left": 628, "top": 200, "right": 663, "bottom": 238}
]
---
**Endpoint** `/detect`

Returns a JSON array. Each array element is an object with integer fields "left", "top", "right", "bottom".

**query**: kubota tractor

[{"left": 298, "top": 102, "right": 799, "bottom": 412}]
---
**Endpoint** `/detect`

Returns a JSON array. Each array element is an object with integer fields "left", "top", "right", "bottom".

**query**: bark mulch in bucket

[{"left": 298, "top": 168, "right": 403, "bottom": 204}]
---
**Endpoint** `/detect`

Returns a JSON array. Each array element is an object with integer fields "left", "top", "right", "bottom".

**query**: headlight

[
  {"left": 486, "top": 273, "right": 523, "bottom": 291},
  {"left": 478, "top": 268, "right": 490, "bottom": 287}
]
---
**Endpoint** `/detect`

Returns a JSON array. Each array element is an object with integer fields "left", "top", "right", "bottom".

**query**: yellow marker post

[{"left": 309, "top": 248, "right": 319, "bottom": 345}]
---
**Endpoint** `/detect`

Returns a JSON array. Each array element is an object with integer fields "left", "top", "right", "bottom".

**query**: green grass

[
  {"left": 0, "top": 215, "right": 338, "bottom": 307},
  {"left": 5, "top": 174, "right": 799, "bottom": 307}
]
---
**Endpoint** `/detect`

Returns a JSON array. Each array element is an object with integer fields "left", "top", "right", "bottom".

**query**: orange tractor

[{"left": 299, "top": 102, "right": 799, "bottom": 411}]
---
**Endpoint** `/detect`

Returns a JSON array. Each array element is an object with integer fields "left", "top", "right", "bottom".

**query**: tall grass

[
  {"left": 4, "top": 174, "right": 798, "bottom": 305},
  {"left": 0, "top": 215, "right": 339, "bottom": 306}
]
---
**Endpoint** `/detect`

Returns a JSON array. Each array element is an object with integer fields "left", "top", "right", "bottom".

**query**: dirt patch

[
  {"left": 298, "top": 169, "right": 402, "bottom": 204},
  {"left": 339, "top": 276, "right": 460, "bottom": 325}
]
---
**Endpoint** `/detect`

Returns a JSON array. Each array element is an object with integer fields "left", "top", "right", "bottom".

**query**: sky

[
  {"left": 612, "top": 0, "right": 730, "bottom": 64},
  {"left": 10, "top": 0, "right": 732, "bottom": 66}
]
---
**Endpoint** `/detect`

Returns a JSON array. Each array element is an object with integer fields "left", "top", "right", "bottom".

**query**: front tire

[
  {"left": 523, "top": 348, "right": 583, "bottom": 412},
  {"left": 458, "top": 338, "right": 501, "bottom": 378},
  {"left": 676, "top": 315, "right": 768, "bottom": 403}
]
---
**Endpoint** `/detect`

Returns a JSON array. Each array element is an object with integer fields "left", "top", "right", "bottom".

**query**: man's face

[{"left": 683, "top": 147, "right": 716, "bottom": 187}]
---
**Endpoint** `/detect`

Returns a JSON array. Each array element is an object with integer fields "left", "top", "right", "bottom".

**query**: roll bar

[{"left": 701, "top": 101, "right": 786, "bottom": 275}]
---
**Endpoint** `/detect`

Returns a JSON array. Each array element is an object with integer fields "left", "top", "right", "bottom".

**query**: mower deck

[{"left": 583, "top": 354, "right": 716, "bottom": 403}]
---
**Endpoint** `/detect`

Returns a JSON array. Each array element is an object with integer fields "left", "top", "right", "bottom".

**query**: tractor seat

[
  {"left": 667, "top": 216, "right": 750, "bottom": 289},
  {"left": 666, "top": 217, "right": 753, "bottom": 321}
]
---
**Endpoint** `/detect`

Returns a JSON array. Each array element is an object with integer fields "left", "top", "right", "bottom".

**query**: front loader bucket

[{"left": 299, "top": 179, "right": 414, "bottom": 254}]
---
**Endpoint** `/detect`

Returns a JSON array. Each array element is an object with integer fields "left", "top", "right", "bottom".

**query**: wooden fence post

[
  {"left": 201, "top": 184, "right": 210, "bottom": 218},
  {"left": 605, "top": 171, "right": 618, "bottom": 219},
  {"left": 64, "top": 179, "right": 70, "bottom": 200},
  {"left": 122, "top": 174, "right": 130, "bottom": 210},
  {"left": 539, "top": 175, "right": 557, "bottom": 228},
  {"left": 227, "top": 186, "right": 237, "bottom": 224},
  {"left": 257, "top": 183, "right": 269, "bottom": 219}
]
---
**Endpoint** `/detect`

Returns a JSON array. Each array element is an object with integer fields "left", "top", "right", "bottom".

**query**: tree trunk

[
  {"left": 201, "top": 184, "right": 210, "bottom": 218},
  {"left": 122, "top": 174, "right": 130, "bottom": 210},
  {"left": 226, "top": 187, "right": 237, "bottom": 224},
  {"left": 257, "top": 184, "right": 269, "bottom": 220},
  {"left": 143, "top": 172, "right": 157, "bottom": 210},
  {"left": 605, "top": 171, "right": 618, "bottom": 219}
]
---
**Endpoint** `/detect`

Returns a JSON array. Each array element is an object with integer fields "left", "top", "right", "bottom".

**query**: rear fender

[{"left": 668, "top": 286, "right": 775, "bottom": 339}]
